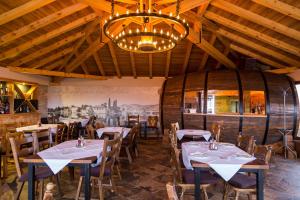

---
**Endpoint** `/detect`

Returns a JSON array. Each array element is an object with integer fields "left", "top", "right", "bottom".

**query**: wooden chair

[
  {"left": 168, "top": 125, "right": 178, "bottom": 148},
  {"left": 75, "top": 134, "right": 123, "bottom": 200},
  {"left": 2, "top": 123, "right": 20, "bottom": 178},
  {"left": 121, "top": 125, "right": 138, "bottom": 164},
  {"left": 43, "top": 182, "right": 55, "bottom": 200},
  {"left": 236, "top": 134, "right": 256, "bottom": 155},
  {"left": 66, "top": 122, "right": 76, "bottom": 140},
  {"left": 86, "top": 124, "right": 95, "bottom": 139},
  {"left": 223, "top": 145, "right": 272, "bottom": 200},
  {"left": 32, "top": 131, "right": 51, "bottom": 153},
  {"left": 95, "top": 121, "right": 105, "bottom": 129},
  {"left": 146, "top": 115, "right": 159, "bottom": 138},
  {"left": 170, "top": 122, "right": 180, "bottom": 131},
  {"left": 170, "top": 143, "right": 219, "bottom": 200},
  {"left": 127, "top": 115, "right": 139, "bottom": 128},
  {"left": 166, "top": 182, "right": 179, "bottom": 200},
  {"left": 54, "top": 124, "right": 66, "bottom": 145},
  {"left": 211, "top": 121, "right": 223, "bottom": 142},
  {"left": 9, "top": 133, "right": 54, "bottom": 200}
]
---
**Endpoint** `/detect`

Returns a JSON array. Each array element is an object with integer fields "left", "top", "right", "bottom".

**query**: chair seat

[
  {"left": 80, "top": 166, "right": 111, "bottom": 177},
  {"left": 228, "top": 173, "right": 256, "bottom": 189},
  {"left": 182, "top": 169, "right": 219, "bottom": 185},
  {"left": 19, "top": 167, "right": 53, "bottom": 182}
]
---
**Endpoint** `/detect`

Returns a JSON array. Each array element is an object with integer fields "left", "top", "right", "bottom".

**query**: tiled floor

[{"left": 1, "top": 138, "right": 300, "bottom": 200}]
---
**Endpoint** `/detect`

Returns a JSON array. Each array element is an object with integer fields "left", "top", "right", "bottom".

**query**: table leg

[
  {"left": 28, "top": 163, "right": 36, "bottom": 200},
  {"left": 194, "top": 167, "right": 202, "bottom": 200},
  {"left": 256, "top": 170, "right": 264, "bottom": 200},
  {"left": 84, "top": 164, "right": 91, "bottom": 199}
]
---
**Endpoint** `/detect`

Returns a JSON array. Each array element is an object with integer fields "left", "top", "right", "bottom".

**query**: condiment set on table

[
  {"left": 209, "top": 138, "right": 218, "bottom": 150},
  {"left": 77, "top": 135, "right": 85, "bottom": 147}
]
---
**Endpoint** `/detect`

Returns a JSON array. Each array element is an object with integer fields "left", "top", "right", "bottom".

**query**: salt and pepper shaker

[
  {"left": 209, "top": 138, "right": 218, "bottom": 150},
  {"left": 77, "top": 135, "right": 85, "bottom": 147}
]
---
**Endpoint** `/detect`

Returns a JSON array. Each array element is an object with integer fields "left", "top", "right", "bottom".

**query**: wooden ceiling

[{"left": 0, "top": 0, "right": 299, "bottom": 80}]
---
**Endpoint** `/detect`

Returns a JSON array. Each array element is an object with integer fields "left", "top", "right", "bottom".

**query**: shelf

[{"left": 0, "top": 94, "right": 13, "bottom": 97}]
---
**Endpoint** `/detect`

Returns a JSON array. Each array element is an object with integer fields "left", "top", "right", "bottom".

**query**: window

[
  {"left": 184, "top": 91, "right": 204, "bottom": 113},
  {"left": 243, "top": 91, "right": 265, "bottom": 115},
  {"left": 207, "top": 90, "right": 239, "bottom": 114}
]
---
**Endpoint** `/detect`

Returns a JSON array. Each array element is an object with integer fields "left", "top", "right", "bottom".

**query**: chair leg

[
  {"left": 180, "top": 188, "right": 185, "bottom": 200},
  {"left": 125, "top": 147, "right": 132, "bottom": 164},
  {"left": 115, "top": 164, "right": 122, "bottom": 180},
  {"left": 98, "top": 180, "right": 104, "bottom": 200},
  {"left": 234, "top": 191, "right": 239, "bottom": 200},
  {"left": 247, "top": 193, "right": 253, "bottom": 200},
  {"left": 223, "top": 183, "right": 229, "bottom": 200},
  {"left": 75, "top": 176, "right": 83, "bottom": 200},
  {"left": 15, "top": 181, "right": 25, "bottom": 200},
  {"left": 55, "top": 174, "right": 63, "bottom": 197},
  {"left": 202, "top": 187, "right": 209, "bottom": 200},
  {"left": 3, "top": 156, "right": 7, "bottom": 178},
  {"left": 38, "top": 179, "right": 44, "bottom": 200}
]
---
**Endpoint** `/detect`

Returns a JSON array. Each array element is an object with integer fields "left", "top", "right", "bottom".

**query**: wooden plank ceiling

[{"left": 0, "top": 0, "right": 299, "bottom": 80}]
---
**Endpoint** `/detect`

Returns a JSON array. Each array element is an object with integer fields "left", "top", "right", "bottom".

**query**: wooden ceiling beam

[
  {"left": 108, "top": 42, "right": 122, "bottom": 78},
  {"left": 10, "top": 31, "right": 84, "bottom": 66},
  {"left": 156, "top": 0, "right": 177, "bottom": 5},
  {"left": 0, "top": 13, "right": 97, "bottom": 61},
  {"left": 162, "top": 0, "right": 210, "bottom": 14},
  {"left": 0, "top": 0, "right": 55, "bottom": 26},
  {"left": 8, "top": 66, "right": 107, "bottom": 80},
  {"left": 182, "top": 42, "right": 193, "bottom": 73},
  {"left": 205, "top": 11, "right": 300, "bottom": 57},
  {"left": 198, "top": 33, "right": 216, "bottom": 71},
  {"left": 59, "top": 18, "right": 100, "bottom": 71},
  {"left": 165, "top": 50, "right": 172, "bottom": 78},
  {"left": 251, "top": 0, "right": 300, "bottom": 21},
  {"left": 33, "top": 47, "right": 74, "bottom": 69},
  {"left": 81, "top": 63, "right": 90, "bottom": 75},
  {"left": 211, "top": 0, "right": 300, "bottom": 42},
  {"left": 80, "top": 0, "right": 128, "bottom": 13},
  {"left": 0, "top": 3, "right": 88, "bottom": 47},
  {"left": 216, "top": 46, "right": 230, "bottom": 69},
  {"left": 65, "top": 40, "right": 104, "bottom": 73},
  {"left": 149, "top": 54, "right": 153, "bottom": 79},
  {"left": 86, "top": 36, "right": 106, "bottom": 76},
  {"left": 129, "top": 52, "right": 137, "bottom": 78},
  {"left": 44, "top": 59, "right": 64, "bottom": 71},
  {"left": 230, "top": 44, "right": 286, "bottom": 68},
  {"left": 218, "top": 29, "right": 300, "bottom": 67},
  {"left": 266, "top": 67, "right": 299, "bottom": 74}
]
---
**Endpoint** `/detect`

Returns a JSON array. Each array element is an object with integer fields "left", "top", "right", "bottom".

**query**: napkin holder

[{"left": 209, "top": 140, "right": 218, "bottom": 150}]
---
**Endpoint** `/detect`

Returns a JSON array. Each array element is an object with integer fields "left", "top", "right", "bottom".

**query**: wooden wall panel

[
  {"left": 184, "top": 114, "right": 204, "bottom": 130},
  {"left": 243, "top": 117, "right": 266, "bottom": 144},
  {"left": 207, "top": 70, "right": 238, "bottom": 90}
]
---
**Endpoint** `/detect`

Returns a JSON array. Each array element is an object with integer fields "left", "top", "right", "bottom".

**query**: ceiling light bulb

[
  {"left": 154, "top": 28, "right": 156, "bottom": 33},
  {"left": 166, "top": 31, "right": 170, "bottom": 36},
  {"left": 116, "top": 12, "right": 119, "bottom": 17},
  {"left": 158, "top": 47, "right": 161, "bottom": 50},
  {"left": 106, "top": 31, "right": 109, "bottom": 34},
  {"left": 126, "top": 10, "right": 129, "bottom": 14},
  {"left": 105, "top": 20, "right": 107, "bottom": 24},
  {"left": 148, "top": 9, "right": 151, "bottom": 13},
  {"left": 136, "top": 28, "right": 140, "bottom": 33},
  {"left": 159, "top": 10, "right": 162, "bottom": 15},
  {"left": 183, "top": 19, "right": 186, "bottom": 23},
  {"left": 134, "top": 47, "right": 137, "bottom": 50},
  {"left": 177, "top": 15, "right": 180, "bottom": 19},
  {"left": 130, "top": 40, "right": 133, "bottom": 44},
  {"left": 160, "top": 29, "right": 163, "bottom": 34},
  {"left": 162, "top": 40, "right": 165, "bottom": 44},
  {"left": 145, "top": 27, "right": 147, "bottom": 32},
  {"left": 109, "top": 16, "right": 112, "bottom": 20},
  {"left": 136, "top": 9, "right": 139, "bottom": 13},
  {"left": 129, "top": 29, "right": 132, "bottom": 34},
  {"left": 169, "top": 12, "right": 173, "bottom": 17}
]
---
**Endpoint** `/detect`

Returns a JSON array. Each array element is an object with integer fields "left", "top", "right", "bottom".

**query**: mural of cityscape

[{"left": 48, "top": 98, "right": 159, "bottom": 126}]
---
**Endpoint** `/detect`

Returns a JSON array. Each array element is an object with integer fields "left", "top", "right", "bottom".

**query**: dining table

[
  {"left": 182, "top": 141, "right": 269, "bottom": 200},
  {"left": 176, "top": 129, "right": 211, "bottom": 141},
  {"left": 16, "top": 124, "right": 57, "bottom": 133},
  {"left": 59, "top": 117, "right": 90, "bottom": 127},
  {"left": 24, "top": 140, "right": 104, "bottom": 200},
  {"left": 96, "top": 127, "right": 131, "bottom": 139}
]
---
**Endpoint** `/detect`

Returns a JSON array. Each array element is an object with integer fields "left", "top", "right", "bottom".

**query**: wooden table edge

[
  {"left": 23, "top": 155, "right": 97, "bottom": 164},
  {"left": 191, "top": 160, "right": 269, "bottom": 170}
]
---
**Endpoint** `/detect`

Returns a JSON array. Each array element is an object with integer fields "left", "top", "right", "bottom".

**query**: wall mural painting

[{"left": 47, "top": 85, "right": 161, "bottom": 126}]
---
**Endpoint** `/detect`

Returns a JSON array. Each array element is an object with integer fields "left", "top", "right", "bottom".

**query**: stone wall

[{"left": 36, "top": 85, "right": 48, "bottom": 117}]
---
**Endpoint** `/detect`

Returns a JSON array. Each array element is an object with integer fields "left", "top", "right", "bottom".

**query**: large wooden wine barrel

[{"left": 161, "top": 70, "right": 299, "bottom": 144}]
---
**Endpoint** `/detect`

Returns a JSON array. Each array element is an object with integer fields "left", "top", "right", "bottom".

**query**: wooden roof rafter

[
  {"left": 149, "top": 54, "right": 153, "bottom": 79},
  {"left": 0, "top": 3, "right": 88, "bottom": 47},
  {"left": 108, "top": 42, "right": 122, "bottom": 78},
  {"left": 129, "top": 52, "right": 137, "bottom": 78}
]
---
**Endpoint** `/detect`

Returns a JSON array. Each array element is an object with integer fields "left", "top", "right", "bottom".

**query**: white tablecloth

[
  {"left": 16, "top": 124, "right": 57, "bottom": 134},
  {"left": 59, "top": 118, "right": 89, "bottom": 127},
  {"left": 176, "top": 129, "right": 211, "bottom": 141},
  {"left": 38, "top": 140, "right": 103, "bottom": 174},
  {"left": 182, "top": 141, "right": 256, "bottom": 181},
  {"left": 96, "top": 127, "right": 131, "bottom": 138}
]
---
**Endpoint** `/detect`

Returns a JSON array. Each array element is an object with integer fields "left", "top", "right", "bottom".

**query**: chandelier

[{"left": 103, "top": 0, "right": 189, "bottom": 53}]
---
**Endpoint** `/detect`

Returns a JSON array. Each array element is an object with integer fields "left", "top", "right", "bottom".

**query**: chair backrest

[
  {"left": 55, "top": 124, "right": 66, "bottom": 145},
  {"left": 168, "top": 126, "right": 177, "bottom": 148},
  {"left": 170, "top": 144, "right": 183, "bottom": 184},
  {"left": 211, "top": 121, "right": 223, "bottom": 142},
  {"left": 86, "top": 125, "right": 95, "bottom": 139},
  {"left": 236, "top": 134, "right": 255, "bottom": 155},
  {"left": 87, "top": 116, "right": 96, "bottom": 127},
  {"left": 127, "top": 125, "right": 138, "bottom": 146},
  {"left": 9, "top": 132, "right": 34, "bottom": 178},
  {"left": 170, "top": 122, "right": 180, "bottom": 131},
  {"left": 147, "top": 116, "right": 158, "bottom": 127},
  {"left": 254, "top": 145, "right": 272, "bottom": 164},
  {"left": 166, "top": 182, "right": 179, "bottom": 200},
  {"left": 66, "top": 122, "right": 76, "bottom": 140},
  {"left": 43, "top": 182, "right": 55, "bottom": 200},
  {"left": 99, "top": 134, "right": 122, "bottom": 179},
  {"left": 32, "top": 130, "right": 50, "bottom": 153},
  {"left": 95, "top": 121, "right": 105, "bottom": 129},
  {"left": 128, "top": 115, "right": 139, "bottom": 127}
]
